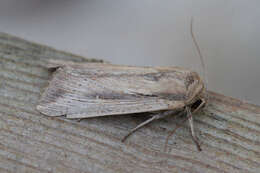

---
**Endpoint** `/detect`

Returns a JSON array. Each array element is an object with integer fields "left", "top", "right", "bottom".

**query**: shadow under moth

[{"left": 37, "top": 20, "right": 207, "bottom": 151}]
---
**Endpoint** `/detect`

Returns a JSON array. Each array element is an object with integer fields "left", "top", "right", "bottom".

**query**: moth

[
  {"left": 37, "top": 59, "right": 206, "bottom": 150},
  {"left": 36, "top": 20, "right": 207, "bottom": 151}
]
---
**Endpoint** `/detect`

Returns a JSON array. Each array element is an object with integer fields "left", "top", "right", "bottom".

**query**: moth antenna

[{"left": 190, "top": 18, "right": 208, "bottom": 99}]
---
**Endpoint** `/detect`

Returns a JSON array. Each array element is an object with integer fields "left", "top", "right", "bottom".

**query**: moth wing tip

[
  {"left": 36, "top": 105, "right": 48, "bottom": 115},
  {"left": 36, "top": 105, "right": 43, "bottom": 111},
  {"left": 36, "top": 105, "right": 57, "bottom": 117}
]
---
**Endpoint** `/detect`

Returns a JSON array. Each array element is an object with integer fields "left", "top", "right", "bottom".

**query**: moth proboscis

[{"left": 36, "top": 19, "right": 207, "bottom": 151}]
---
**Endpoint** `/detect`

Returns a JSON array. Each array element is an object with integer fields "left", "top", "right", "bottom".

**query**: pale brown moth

[{"left": 37, "top": 19, "right": 207, "bottom": 151}]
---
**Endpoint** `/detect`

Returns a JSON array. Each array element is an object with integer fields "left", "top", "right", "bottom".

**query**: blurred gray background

[{"left": 0, "top": 0, "right": 259, "bottom": 104}]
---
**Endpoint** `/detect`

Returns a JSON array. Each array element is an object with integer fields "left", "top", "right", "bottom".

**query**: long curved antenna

[{"left": 190, "top": 18, "right": 208, "bottom": 95}]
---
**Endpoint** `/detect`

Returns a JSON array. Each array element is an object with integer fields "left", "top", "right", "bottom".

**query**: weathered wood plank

[{"left": 0, "top": 32, "right": 259, "bottom": 173}]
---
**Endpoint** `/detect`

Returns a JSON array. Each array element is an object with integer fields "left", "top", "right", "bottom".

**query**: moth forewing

[
  {"left": 37, "top": 61, "right": 205, "bottom": 150},
  {"left": 37, "top": 61, "right": 204, "bottom": 117}
]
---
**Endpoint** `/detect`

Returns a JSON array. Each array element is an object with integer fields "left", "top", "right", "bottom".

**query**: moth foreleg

[
  {"left": 187, "top": 107, "right": 202, "bottom": 151},
  {"left": 121, "top": 110, "right": 175, "bottom": 142}
]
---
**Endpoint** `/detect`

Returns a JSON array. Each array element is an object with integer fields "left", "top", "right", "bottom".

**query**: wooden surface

[{"left": 0, "top": 32, "right": 260, "bottom": 173}]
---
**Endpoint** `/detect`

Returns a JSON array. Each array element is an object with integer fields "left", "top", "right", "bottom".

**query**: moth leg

[
  {"left": 122, "top": 110, "right": 175, "bottom": 142},
  {"left": 186, "top": 107, "right": 202, "bottom": 151}
]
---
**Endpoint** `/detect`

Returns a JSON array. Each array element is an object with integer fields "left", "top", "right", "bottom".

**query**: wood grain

[{"left": 0, "top": 32, "right": 260, "bottom": 173}]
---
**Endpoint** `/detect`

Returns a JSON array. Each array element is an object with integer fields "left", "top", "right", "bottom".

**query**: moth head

[{"left": 185, "top": 71, "right": 206, "bottom": 112}]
